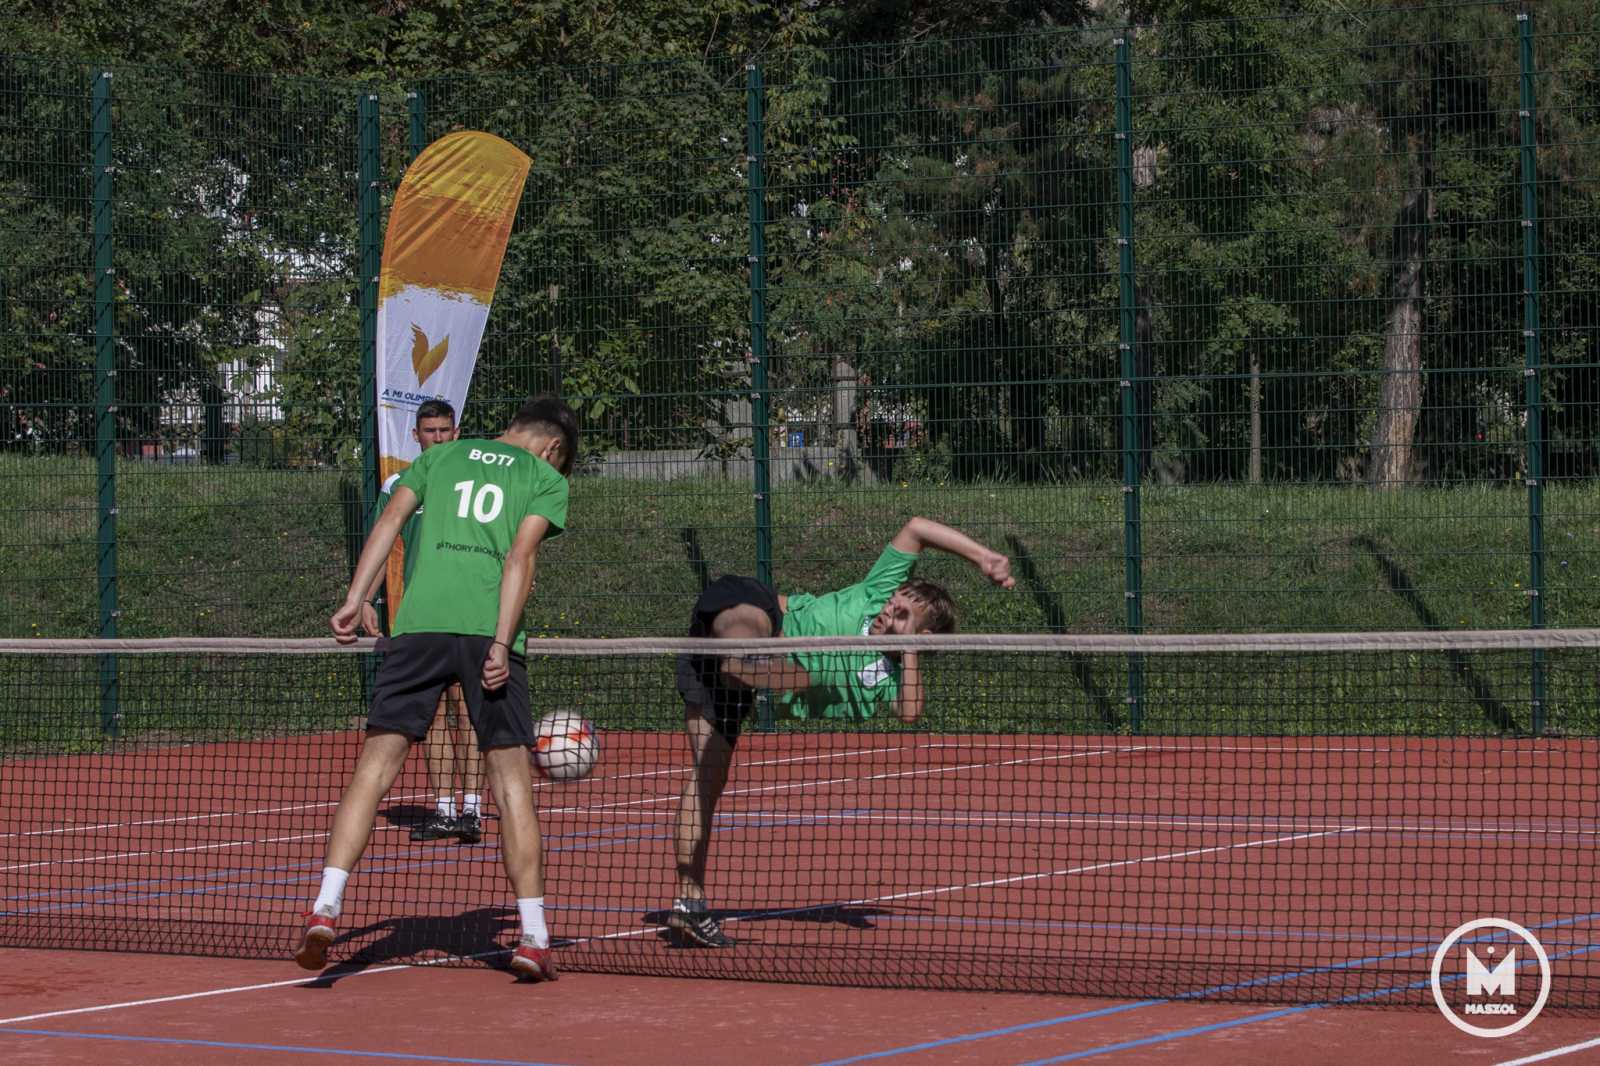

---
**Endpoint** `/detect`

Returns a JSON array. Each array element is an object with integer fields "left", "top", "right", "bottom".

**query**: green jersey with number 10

[{"left": 391, "top": 438, "right": 568, "bottom": 650}]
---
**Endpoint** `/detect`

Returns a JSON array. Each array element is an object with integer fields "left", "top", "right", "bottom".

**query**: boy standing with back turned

[{"left": 296, "top": 396, "right": 578, "bottom": 982}]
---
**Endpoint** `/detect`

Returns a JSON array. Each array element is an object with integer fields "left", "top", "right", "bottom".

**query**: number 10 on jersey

[{"left": 453, "top": 480, "right": 505, "bottom": 523}]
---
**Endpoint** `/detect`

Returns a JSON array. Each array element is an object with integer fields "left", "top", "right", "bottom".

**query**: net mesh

[{"left": 3, "top": 631, "right": 1598, "bottom": 1006}]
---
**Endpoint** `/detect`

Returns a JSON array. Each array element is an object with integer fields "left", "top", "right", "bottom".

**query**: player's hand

[
  {"left": 482, "top": 641, "right": 510, "bottom": 691},
  {"left": 981, "top": 551, "right": 1015, "bottom": 589},
  {"left": 330, "top": 599, "right": 363, "bottom": 644},
  {"left": 359, "top": 601, "right": 381, "bottom": 637}
]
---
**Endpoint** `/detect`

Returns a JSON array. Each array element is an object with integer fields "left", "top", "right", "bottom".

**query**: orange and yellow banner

[{"left": 375, "top": 131, "right": 531, "bottom": 610}]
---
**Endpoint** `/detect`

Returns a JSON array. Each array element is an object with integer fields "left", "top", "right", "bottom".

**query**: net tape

[{"left": 5, "top": 627, "right": 1600, "bottom": 655}]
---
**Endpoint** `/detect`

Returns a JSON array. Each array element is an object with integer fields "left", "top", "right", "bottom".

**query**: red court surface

[
  {"left": 5, "top": 730, "right": 1600, "bottom": 1061},
  {"left": 4, "top": 947, "right": 1600, "bottom": 1064}
]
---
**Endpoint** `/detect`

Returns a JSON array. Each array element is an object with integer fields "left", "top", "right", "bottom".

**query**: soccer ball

[{"left": 531, "top": 710, "right": 599, "bottom": 781}]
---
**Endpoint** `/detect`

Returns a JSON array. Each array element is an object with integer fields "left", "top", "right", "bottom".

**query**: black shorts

[
  {"left": 675, "top": 575, "right": 783, "bottom": 745},
  {"left": 368, "top": 633, "right": 534, "bottom": 751}
]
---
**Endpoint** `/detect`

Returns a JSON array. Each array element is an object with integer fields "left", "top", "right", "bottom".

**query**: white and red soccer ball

[{"left": 531, "top": 710, "right": 599, "bottom": 781}]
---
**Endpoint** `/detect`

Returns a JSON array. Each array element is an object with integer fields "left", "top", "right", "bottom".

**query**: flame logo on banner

[{"left": 410, "top": 325, "right": 450, "bottom": 384}]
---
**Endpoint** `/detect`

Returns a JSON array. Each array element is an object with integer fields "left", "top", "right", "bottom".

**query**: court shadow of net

[
  {"left": 1352, "top": 535, "right": 1521, "bottom": 734},
  {"left": 1006, "top": 535, "right": 1121, "bottom": 731},
  {"left": 302, "top": 907, "right": 518, "bottom": 985},
  {"left": 640, "top": 903, "right": 897, "bottom": 946}
]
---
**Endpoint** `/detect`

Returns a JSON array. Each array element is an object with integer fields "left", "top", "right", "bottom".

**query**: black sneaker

[
  {"left": 454, "top": 811, "right": 483, "bottom": 844},
  {"left": 410, "top": 810, "right": 457, "bottom": 841},
  {"left": 666, "top": 899, "right": 733, "bottom": 948}
]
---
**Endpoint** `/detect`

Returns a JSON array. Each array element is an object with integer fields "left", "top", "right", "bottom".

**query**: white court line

[
  {"left": 559, "top": 824, "right": 1367, "bottom": 949},
  {"left": 0, "top": 947, "right": 503, "bottom": 1028},
  {"left": 1495, "top": 1037, "right": 1600, "bottom": 1065},
  {"left": 716, "top": 809, "right": 1600, "bottom": 839},
  {"left": 546, "top": 745, "right": 1140, "bottom": 815},
  {"left": 614, "top": 742, "right": 913, "bottom": 781},
  {"left": 0, "top": 791, "right": 433, "bottom": 842},
  {"left": 1, "top": 832, "right": 327, "bottom": 873},
  {"left": 9, "top": 743, "right": 1116, "bottom": 884},
  {"left": 860, "top": 826, "right": 1370, "bottom": 903}
]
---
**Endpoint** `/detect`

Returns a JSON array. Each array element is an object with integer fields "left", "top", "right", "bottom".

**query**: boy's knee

[{"left": 710, "top": 604, "right": 773, "bottom": 640}]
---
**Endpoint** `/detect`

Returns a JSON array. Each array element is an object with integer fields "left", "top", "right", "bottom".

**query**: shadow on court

[
  {"left": 640, "top": 903, "right": 897, "bottom": 946},
  {"left": 1352, "top": 535, "right": 1521, "bottom": 734},
  {"left": 303, "top": 907, "right": 519, "bottom": 985}
]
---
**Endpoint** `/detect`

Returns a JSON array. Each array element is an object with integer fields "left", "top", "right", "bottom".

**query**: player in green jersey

[
  {"left": 666, "top": 516, "right": 1015, "bottom": 948},
  {"left": 362, "top": 400, "right": 487, "bottom": 846},
  {"left": 296, "top": 396, "right": 579, "bottom": 983}
]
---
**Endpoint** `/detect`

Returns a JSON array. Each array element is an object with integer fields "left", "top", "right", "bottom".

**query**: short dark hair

[
  {"left": 901, "top": 578, "right": 956, "bottom": 634},
  {"left": 415, "top": 399, "right": 455, "bottom": 425},
  {"left": 509, "top": 396, "right": 580, "bottom": 476}
]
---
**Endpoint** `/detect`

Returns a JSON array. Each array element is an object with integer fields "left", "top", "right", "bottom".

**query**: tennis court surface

[{"left": 5, "top": 631, "right": 1600, "bottom": 1062}]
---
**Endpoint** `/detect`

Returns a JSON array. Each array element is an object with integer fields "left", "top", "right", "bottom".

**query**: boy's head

[
  {"left": 412, "top": 399, "right": 457, "bottom": 451},
  {"left": 868, "top": 578, "right": 956, "bottom": 636},
  {"left": 508, "top": 395, "right": 581, "bottom": 476}
]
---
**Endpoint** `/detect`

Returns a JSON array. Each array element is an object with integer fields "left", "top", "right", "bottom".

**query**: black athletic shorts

[
  {"left": 675, "top": 575, "right": 783, "bottom": 745},
  {"left": 368, "top": 633, "right": 534, "bottom": 751}
]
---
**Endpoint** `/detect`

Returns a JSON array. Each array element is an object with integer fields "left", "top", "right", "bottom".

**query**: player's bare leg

[
  {"left": 712, "top": 605, "right": 810, "bottom": 691},
  {"left": 296, "top": 730, "right": 411, "bottom": 969},
  {"left": 454, "top": 685, "right": 486, "bottom": 843},
  {"left": 325, "top": 730, "right": 413, "bottom": 871},
  {"left": 412, "top": 710, "right": 459, "bottom": 841},
  {"left": 484, "top": 744, "right": 555, "bottom": 981},
  {"left": 675, "top": 710, "right": 733, "bottom": 902}
]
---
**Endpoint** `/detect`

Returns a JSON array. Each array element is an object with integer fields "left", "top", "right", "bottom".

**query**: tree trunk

[{"left": 1367, "top": 177, "right": 1434, "bottom": 488}]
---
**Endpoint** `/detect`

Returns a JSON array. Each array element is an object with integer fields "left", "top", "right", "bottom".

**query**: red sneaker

[
  {"left": 509, "top": 942, "right": 558, "bottom": 982},
  {"left": 294, "top": 910, "right": 336, "bottom": 971}
]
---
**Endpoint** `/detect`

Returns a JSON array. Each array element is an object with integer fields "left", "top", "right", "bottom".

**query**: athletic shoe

[
  {"left": 454, "top": 811, "right": 483, "bottom": 845},
  {"left": 666, "top": 898, "right": 734, "bottom": 948},
  {"left": 293, "top": 909, "right": 336, "bottom": 971},
  {"left": 509, "top": 941, "right": 558, "bottom": 982},
  {"left": 410, "top": 810, "right": 457, "bottom": 841}
]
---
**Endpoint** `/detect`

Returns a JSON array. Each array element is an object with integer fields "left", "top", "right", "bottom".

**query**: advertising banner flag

[{"left": 375, "top": 131, "right": 531, "bottom": 611}]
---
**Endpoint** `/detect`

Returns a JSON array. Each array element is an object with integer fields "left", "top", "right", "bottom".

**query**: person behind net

[
  {"left": 362, "top": 399, "right": 487, "bottom": 846},
  {"left": 668, "top": 516, "right": 1015, "bottom": 948},
  {"left": 296, "top": 396, "right": 579, "bottom": 982}
]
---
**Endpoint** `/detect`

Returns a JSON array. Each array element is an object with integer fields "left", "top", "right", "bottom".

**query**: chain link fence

[{"left": 2, "top": 4, "right": 1597, "bottom": 655}]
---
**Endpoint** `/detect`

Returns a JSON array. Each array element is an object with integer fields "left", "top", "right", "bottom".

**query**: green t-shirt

[
  {"left": 390, "top": 438, "right": 568, "bottom": 651},
  {"left": 779, "top": 544, "right": 917, "bottom": 721},
  {"left": 373, "top": 473, "right": 426, "bottom": 587}
]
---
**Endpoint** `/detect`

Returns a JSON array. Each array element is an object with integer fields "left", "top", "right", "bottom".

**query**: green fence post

[
  {"left": 1115, "top": 36, "right": 1144, "bottom": 733},
  {"left": 92, "top": 68, "right": 119, "bottom": 737},
  {"left": 358, "top": 93, "right": 381, "bottom": 529},
  {"left": 746, "top": 61, "right": 775, "bottom": 731},
  {"left": 408, "top": 88, "right": 426, "bottom": 162},
  {"left": 1516, "top": 12, "right": 1546, "bottom": 733}
]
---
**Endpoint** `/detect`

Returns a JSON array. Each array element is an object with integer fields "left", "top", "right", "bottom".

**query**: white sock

[
  {"left": 518, "top": 897, "right": 548, "bottom": 949},
  {"left": 462, "top": 793, "right": 481, "bottom": 816},
  {"left": 313, "top": 866, "right": 349, "bottom": 918},
  {"left": 436, "top": 796, "right": 457, "bottom": 819}
]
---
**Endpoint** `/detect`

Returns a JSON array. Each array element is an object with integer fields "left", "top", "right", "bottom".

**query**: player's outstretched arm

[
  {"left": 889, "top": 516, "right": 1015, "bottom": 588},
  {"left": 332, "top": 486, "right": 419, "bottom": 643},
  {"left": 482, "top": 514, "right": 550, "bottom": 691},
  {"left": 892, "top": 652, "right": 926, "bottom": 724}
]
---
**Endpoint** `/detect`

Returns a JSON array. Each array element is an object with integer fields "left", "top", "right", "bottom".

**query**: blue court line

[
  {"left": 808, "top": 1002, "right": 1166, "bottom": 1066},
  {"left": 806, "top": 917, "right": 1600, "bottom": 1066},
  {"left": 1013, "top": 941, "right": 1600, "bottom": 1066},
  {"left": 0, "top": 1028, "right": 570, "bottom": 1065}
]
